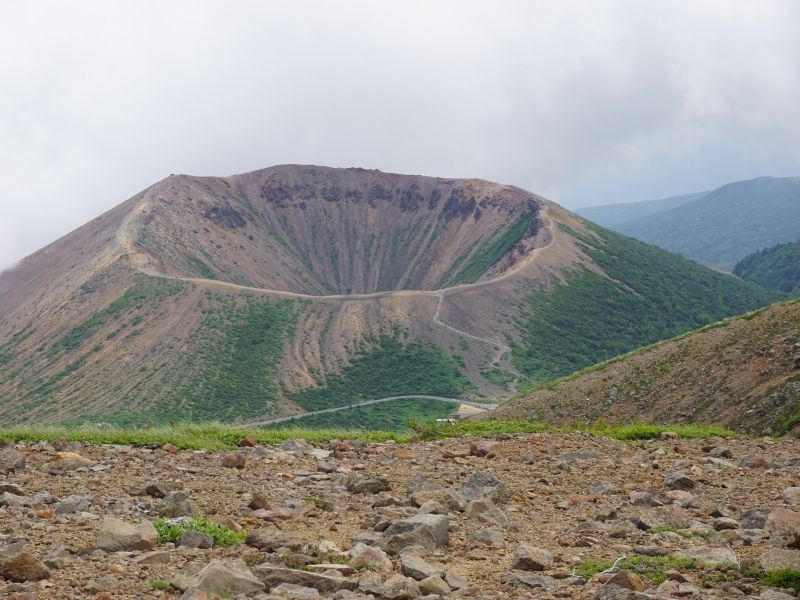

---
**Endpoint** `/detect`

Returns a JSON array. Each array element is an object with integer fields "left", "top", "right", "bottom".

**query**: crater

[{"left": 133, "top": 166, "right": 544, "bottom": 295}]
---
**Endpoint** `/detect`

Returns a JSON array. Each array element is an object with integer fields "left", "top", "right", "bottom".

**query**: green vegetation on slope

[
  {"left": 443, "top": 218, "right": 530, "bottom": 285},
  {"left": 52, "top": 278, "right": 184, "bottom": 353},
  {"left": 271, "top": 398, "right": 456, "bottom": 432},
  {"left": 289, "top": 334, "right": 474, "bottom": 412},
  {"left": 150, "top": 295, "right": 295, "bottom": 423},
  {"left": 733, "top": 240, "right": 800, "bottom": 295},
  {"left": 511, "top": 223, "right": 778, "bottom": 385}
]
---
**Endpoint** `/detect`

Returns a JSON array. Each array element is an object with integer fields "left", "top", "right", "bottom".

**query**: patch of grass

[
  {"left": 0, "top": 419, "right": 735, "bottom": 451},
  {"left": 0, "top": 422, "right": 411, "bottom": 450},
  {"left": 760, "top": 568, "right": 800, "bottom": 592},
  {"left": 480, "top": 367, "right": 516, "bottom": 391},
  {"left": 575, "top": 555, "right": 697, "bottom": 585},
  {"left": 646, "top": 526, "right": 712, "bottom": 538},
  {"left": 305, "top": 496, "right": 332, "bottom": 511},
  {"left": 410, "top": 418, "right": 734, "bottom": 441},
  {"left": 153, "top": 516, "right": 246, "bottom": 547},
  {"left": 150, "top": 579, "right": 169, "bottom": 591},
  {"left": 289, "top": 334, "right": 474, "bottom": 412},
  {"left": 273, "top": 399, "right": 456, "bottom": 432}
]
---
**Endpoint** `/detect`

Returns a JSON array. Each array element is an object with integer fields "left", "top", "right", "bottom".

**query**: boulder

[
  {"left": 177, "top": 559, "right": 264, "bottom": 595},
  {"left": 0, "top": 448, "right": 25, "bottom": 473},
  {"left": 511, "top": 544, "right": 553, "bottom": 571},
  {"left": 766, "top": 508, "right": 800, "bottom": 548},
  {"left": 252, "top": 565, "right": 357, "bottom": 592},
  {"left": 384, "top": 513, "right": 449, "bottom": 554},
  {"left": 44, "top": 451, "right": 95, "bottom": 473},
  {"left": 382, "top": 573, "right": 421, "bottom": 600},
  {"left": 96, "top": 517, "right": 157, "bottom": 552},
  {"left": 459, "top": 472, "right": 510, "bottom": 503},
  {"left": 0, "top": 551, "right": 50, "bottom": 582}
]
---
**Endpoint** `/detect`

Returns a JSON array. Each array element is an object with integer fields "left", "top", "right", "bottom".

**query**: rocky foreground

[{"left": 0, "top": 432, "right": 799, "bottom": 600}]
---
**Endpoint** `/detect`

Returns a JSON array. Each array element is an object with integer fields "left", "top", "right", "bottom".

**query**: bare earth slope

[
  {"left": 496, "top": 299, "right": 800, "bottom": 435},
  {"left": 0, "top": 165, "right": 777, "bottom": 426}
]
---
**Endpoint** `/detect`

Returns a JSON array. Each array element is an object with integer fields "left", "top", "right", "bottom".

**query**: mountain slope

[
  {"left": 575, "top": 191, "right": 706, "bottom": 229},
  {"left": 495, "top": 298, "right": 800, "bottom": 434},
  {"left": 614, "top": 177, "right": 800, "bottom": 270},
  {"left": 733, "top": 240, "right": 800, "bottom": 295},
  {"left": 0, "top": 165, "right": 778, "bottom": 426}
]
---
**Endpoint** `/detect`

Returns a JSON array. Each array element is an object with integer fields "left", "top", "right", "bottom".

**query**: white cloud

[{"left": 1, "top": 0, "right": 798, "bottom": 267}]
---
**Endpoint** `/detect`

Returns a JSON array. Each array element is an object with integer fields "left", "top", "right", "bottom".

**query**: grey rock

[
  {"left": 459, "top": 472, "right": 510, "bottom": 503},
  {"left": 145, "top": 481, "right": 174, "bottom": 498},
  {"left": 53, "top": 495, "right": 91, "bottom": 515},
  {"left": 384, "top": 514, "right": 449, "bottom": 554},
  {"left": 741, "top": 508, "right": 768, "bottom": 529},
  {"left": 96, "top": 516, "right": 157, "bottom": 552},
  {"left": 0, "top": 448, "right": 25, "bottom": 473},
  {"left": 382, "top": 573, "right": 421, "bottom": 600},
  {"left": 511, "top": 544, "right": 553, "bottom": 571},
  {"left": 179, "top": 530, "right": 213, "bottom": 549},
  {"left": 418, "top": 575, "right": 450, "bottom": 596},
  {"left": 252, "top": 565, "right": 358, "bottom": 592},
  {"left": 400, "top": 553, "right": 445, "bottom": 581},
  {"left": 664, "top": 471, "right": 695, "bottom": 490},
  {"left": 271, "top": 582, "right": 322, "bottom": 599},
  {"left": 177, "top": 559, "right": 264, "bottom": 595},
  {"left": 347, "top": 476, "right": 390, "bottom": 495},
  {"left": 501, "top": 574, "right": 557, "bottom": 589},
  {"left": 158, "top": 490, "right": 195, "bottom": 517}
]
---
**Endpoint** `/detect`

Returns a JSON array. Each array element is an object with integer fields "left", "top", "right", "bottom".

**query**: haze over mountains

[
  {"left": 578, "top": 177, "right": 800, "bottom": 270},
  {"left": 0, "top": 165, "right": 777, "bottom": 427}
]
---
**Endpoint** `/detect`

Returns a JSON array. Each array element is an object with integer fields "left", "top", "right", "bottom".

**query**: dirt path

[
  {"left": 241, "top": 395, "right": 498, "bottom": 427},
  {"left": 116, "top": 197, "right": 557, "bottom": 395}
]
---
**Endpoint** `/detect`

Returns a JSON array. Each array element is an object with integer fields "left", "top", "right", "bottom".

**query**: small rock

[
  {"left": 419, "top": 575, "right": 450, "bottom": 596},
  {"left": 133, "top": 550, "right": 171, "bottom": 565},
  {"left": 607, "top": 570, "right": 645, "bottom": 591},
  {"left": 0, "top": 551, "right": 50, "bottom": 582},
  {"left": 53, "top": 495, "right": 91, "bottom": 515},
  {"left": 271, "top": 583, "right": 322, "bottom": 599},
  {"left": 511, "top": 544, "right": 553, "bottom": 571},
  {"left": 766, "top": 508, "right": 800, "bottom": 547},
  {"left": 145, "top": 481, "right": 174, "bottom": 498},
  {"left": 400, "top": 553, "right": 444, "bottom": 581},
  {"left": 347, "top": 476, "right": 390, "bottom": 495},
  {"left": 384, "top": 513, "right": 449, "bottom": 554},
  {"left": 664, "top": 471, "right": 695, "bottom": 490},
  {"left": 382, "top": 573, "right": 421, "bottom": 600},
  {"left": 179, "top": 530, "right": 213, "bottom": 549},
  {"left": 349, "top": 543, "right": 392, "bottom": 572},
  {"left": 158, "top": 491, "right": 195, "bottom": 517},
  {"left": 221, "top": 452, "right": 246, "bottom": 469},
  {"left": 249, "top": 492, "right": 271, "bottom": 510},
  {"left": 0, "top": 448, "right": 25, "bottom": 473},
  {"left": 44, "top": 451, "right": 94, "bottom": 473},
  {"left": 459, "top": 472, "right": 510, "bottom": 503}
]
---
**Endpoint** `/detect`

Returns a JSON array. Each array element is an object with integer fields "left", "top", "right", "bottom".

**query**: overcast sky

[{"left": 1, "top": 1, "right": 799, "bottom": 270}]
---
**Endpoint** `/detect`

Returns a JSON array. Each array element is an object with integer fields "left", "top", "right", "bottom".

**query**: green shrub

[{"left": 153, "top": 516, "right": 246, "bottom": 546}]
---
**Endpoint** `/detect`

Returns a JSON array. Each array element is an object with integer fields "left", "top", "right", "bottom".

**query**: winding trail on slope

[
  {"left": 116, "top": 199, "right": 557, "bottom": 407},
  {"left": 241, "top": 395, "right": 498, "bottom": 428},
  {"left": 120, "top": 202, "right": 556, "bottom": 353}
]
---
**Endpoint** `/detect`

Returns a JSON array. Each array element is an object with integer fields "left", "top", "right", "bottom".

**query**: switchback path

[{"left": 241, "top": 395, "right": 498, "bottom": 428}]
